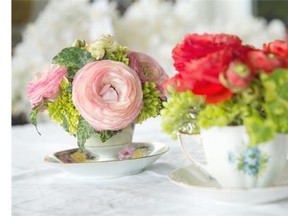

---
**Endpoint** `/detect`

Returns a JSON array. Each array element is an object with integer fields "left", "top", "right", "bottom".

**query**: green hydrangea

[
  {"left": 198, "top": 99, "right": 243, "bottom": 128},
  {"left": 47, "top": 79, "right": 79, "bottom": 135},
  {"left": 161, "top": 91, "right": 204, "bottom": 139},
  {"left": 136, "top": 82, "right": 162, "bottom": 124},
  {"left": 104, "top": 45, "right": 129, "bottom": 65},
  {"left": 260, "top": 69, "right": 288, "bottom": 133}
]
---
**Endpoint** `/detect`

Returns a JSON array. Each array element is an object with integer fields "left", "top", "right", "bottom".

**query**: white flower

[{"left": 88, "top": 34, "right": 118, "bottom": 60}]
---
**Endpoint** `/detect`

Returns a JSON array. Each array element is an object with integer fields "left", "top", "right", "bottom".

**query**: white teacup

[{"left": 178, "top": 126, "right": 288, "bottom": 188}]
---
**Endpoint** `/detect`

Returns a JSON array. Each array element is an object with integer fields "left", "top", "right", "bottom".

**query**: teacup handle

[{"left": 178, "top": 132, "right": 214, "bottom": 180}]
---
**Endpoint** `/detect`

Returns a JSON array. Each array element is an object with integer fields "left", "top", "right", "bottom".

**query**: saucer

[
  {"left": 44, "top": 142, "right": 169, "bottom": 178},
  {"left": 169, "top": 164, "right": 288, "bottom": 204}
]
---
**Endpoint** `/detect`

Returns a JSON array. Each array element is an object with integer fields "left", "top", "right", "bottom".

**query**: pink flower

[
  {"left": 118, "top": 146, "right": 137, "bottom": 160},
  {"left": 72, "top": 60, "right": 143, "bottom": 131},
  {"left": 128, "top": 51, "right": 168, "bottom": 99},
  {"left": 27, "top": 64, "right": 67, "bottom": 108}
]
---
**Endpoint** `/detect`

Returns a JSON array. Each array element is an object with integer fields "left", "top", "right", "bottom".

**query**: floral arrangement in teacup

[
  {"left": 27, "top": 34, "right": 168, "bottom": 149},
  {"left": 161, "top": 33, "right": 288, "bottom": 146}
]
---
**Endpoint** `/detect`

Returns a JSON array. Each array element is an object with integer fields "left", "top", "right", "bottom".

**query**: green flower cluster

[
  {"left": 136, "top": 82, "right": 162, "bottom": 124},
  {"left": 261, "top": 69, "right": 288, "bottom": 133},
  {"left": 47, "top": 79, "right": 79, "bottom": 135},
  {"left": 161, "top": 91, "right": 204, "bottom": 139},
  {"left": 198, "top": 99, "right": 243, "bottom": 128},
  {"left": 161, "top": 68, "right": 288, "bottom": 146},
  {"left": 104, "top": 45, "right": 129, "bottom": 65}
]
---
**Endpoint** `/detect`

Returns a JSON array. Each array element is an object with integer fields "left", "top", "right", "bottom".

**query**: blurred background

[{"left": 12, "top": 0, "right": 288, "bottom": 125}]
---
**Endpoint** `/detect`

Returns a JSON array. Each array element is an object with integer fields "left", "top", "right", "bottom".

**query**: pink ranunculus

[
  {"left": 27, "top": 64, "right": 67, "bottom": 108},
  {"left": 72, "top": 60, "right": 143, "bottom": 131},
  {"left": 128, "top": 51, "right": 169, "bottom": 99}
]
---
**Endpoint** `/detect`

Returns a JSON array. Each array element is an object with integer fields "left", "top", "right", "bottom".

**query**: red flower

[
  {"left": 172, "top": 33, "right": 242, "bottom": 73},
  {"left": 246, "top": 50, "right": 285, "bottom": 73},
  {"left": 163, "top": 74, "right": 186, "bottom": 92},
  {"left": 171, "top": 33, "right": 248, "bottom": 104},
  {"left": 223, "top": 61, "right": 254, "bottom": 92},
  {"left": 182, "top": 49, "right": 234, "bottom": 103},
  {"left": 263, "top": 40, "right": 288, "bottom": 67},
  {"left": 263, "top": 40, "right": 288, "bottom": 58}
]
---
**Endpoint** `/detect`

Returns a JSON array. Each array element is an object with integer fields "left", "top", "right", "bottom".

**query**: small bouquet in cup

[
  {"left": 161, "top": 33, "right": 288, "bottom": 188},
  {"left": 161, "top": 33, "right": 288, "bottom": 145},
  {"left": 27, "top": 34, "right": 168, "bottom": 149}
]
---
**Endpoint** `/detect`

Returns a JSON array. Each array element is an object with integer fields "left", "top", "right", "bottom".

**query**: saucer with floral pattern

[{"left": 44, "top": 142, "right": 168, "bottom": 178}]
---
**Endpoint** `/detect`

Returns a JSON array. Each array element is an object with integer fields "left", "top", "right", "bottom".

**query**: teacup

[
  {"left": 178, "top": 126, "right": 288, "bottom": 188},
  {"left": 84, "top": 124, "right": 135, "bottom": 160}
]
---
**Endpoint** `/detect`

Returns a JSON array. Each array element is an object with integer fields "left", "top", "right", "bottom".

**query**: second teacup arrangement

[{"left": 161, "top": 33, "right": 288, "bottom": 189}]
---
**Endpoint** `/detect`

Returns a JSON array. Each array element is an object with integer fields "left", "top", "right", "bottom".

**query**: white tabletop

[{"left": 12, "top": 117, "right": 288, "bottom": 216}]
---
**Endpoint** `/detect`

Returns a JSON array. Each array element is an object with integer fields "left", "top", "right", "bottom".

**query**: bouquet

[
  {"left": 27, "top": 34, "right": 168, "bottom": 149},
  {"left": 161, "top": 33, "right": 288, "bottom": 145}
]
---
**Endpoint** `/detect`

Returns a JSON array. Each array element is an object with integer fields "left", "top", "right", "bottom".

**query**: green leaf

[
  {"left": 76, "top": 117, "right": 95, "bottom": 149},
  {"left": 62, "top": 117, "right": 70, "bottom": 134},
  {"left": 97, "top": 130, "right": 118, "bottom": 142},
  {"left": 29, "top": 108, "right": 41, "bottom": 135},
  {"left": 52, "top": 47, "right": 94, "bottom": 78}
]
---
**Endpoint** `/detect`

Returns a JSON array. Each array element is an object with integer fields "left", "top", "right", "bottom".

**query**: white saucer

[
  {"left": 44, "top": 142, "right": 168, "bottom": 178},
  {"left": 169, "top": 164, "right": 288, "bottom": 204}
]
